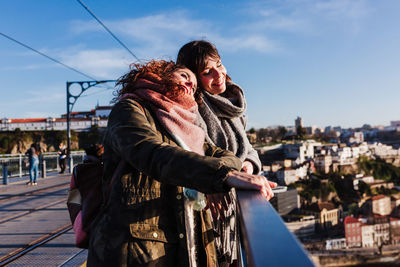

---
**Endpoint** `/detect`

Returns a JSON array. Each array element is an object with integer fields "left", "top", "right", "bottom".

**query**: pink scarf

[{"left": 120, "top": 73, "right": 205, "bottom": 156}]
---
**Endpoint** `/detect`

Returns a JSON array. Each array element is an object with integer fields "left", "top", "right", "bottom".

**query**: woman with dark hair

[
  {"left": 87, "top": 60, "right": 275, "bottom": 267},
  {"left": 177, "top": 40, "right": 264, "bottom": 266},
  {"left": 25, "top": 143, "right": 39, "bottom": 185}
]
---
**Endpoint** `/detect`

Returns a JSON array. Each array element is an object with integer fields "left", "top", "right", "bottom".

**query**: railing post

[
  {"left": 69, "top": 156, "right": 74, "bottom": 173},
  {"left": 19, "top": 154, "right": 22, "bottom": 177},
  {"left": 2, "top": 163, "right": 8, "bottom": 185},
  {"left": 56, "top": 156, "right": 59, "bottom": 172},
  {"left": 42, "top": 160, "right": 47, "bottom": 178}
]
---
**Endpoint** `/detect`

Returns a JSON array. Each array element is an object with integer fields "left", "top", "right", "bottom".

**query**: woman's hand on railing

[
  {"left": 241, "top": 160, "right": 254, "bottom": 174},
  {"left": 225, "top": 170, "right": 277, "bottom": 201}
]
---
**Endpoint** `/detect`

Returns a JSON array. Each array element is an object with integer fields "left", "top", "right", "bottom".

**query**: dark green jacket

[{"left": 87, "top": 99, "right": 242, "bottom": 267}]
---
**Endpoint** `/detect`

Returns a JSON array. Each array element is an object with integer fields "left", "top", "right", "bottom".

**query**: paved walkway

[
  {"left": 0, "top": 171, "right": 87, "bottom": 266},
  {"left": 0, "top": 171, "right": 69, "bottom": 192}
]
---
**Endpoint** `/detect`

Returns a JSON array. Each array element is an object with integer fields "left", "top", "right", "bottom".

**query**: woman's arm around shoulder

[{"left": 107, "top": 99, "right": 240, "bottom": 194}]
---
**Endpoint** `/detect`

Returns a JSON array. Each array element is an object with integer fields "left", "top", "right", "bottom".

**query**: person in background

[
  {"left": 25, "top": 143, "right": 39, "bottom": 185},
  {"left": 58, "top": 143, "right": 67, "bottom": 174},
  {"left": 87, "top": 60, "right": 275, "bottom": 267},
  {"left": 177, "top": 40, "right": 263, "bottom": 266}
]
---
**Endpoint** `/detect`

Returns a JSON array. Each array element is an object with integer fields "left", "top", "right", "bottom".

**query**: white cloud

[
  {"left": 59, "top": 2, "right": 369, "bottom": 78},
  {"left": 57, "top": 48, "right": 130, "bottom": 79},
  {"left": 241, "top": 0, "right": 370, "bottom": 35},
  {"left": 69, "top": 10, "right": 281, "bottom": 57},
  {"left": 0, "top": 63, "right": 57, "bottom": 71},
  {"left": 312, "top": 0, "right": 370, "bottom": 20},
  {"left": 212, "top": 34, "right": 280, "bottom": 53}
]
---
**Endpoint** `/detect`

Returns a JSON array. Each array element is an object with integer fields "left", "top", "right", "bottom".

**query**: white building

[
  {"left": 95, "top": 106, "right": 112, "bottom": 118},
  {"left": 361, "top": 224, "right": 375, "bottom": 248},
  {"left": 314, "top": 155, "right": 332, "bottom": 174},
  {"left": 285, "top": 215, "right": 316, "bottom": 238},
  {"left": 277, "top": 168, "right": 298, "bottom": 185},
  {"left": 349, "top": 131, "right": 364, "bottom": 143},
  {"left": 357, "top": 142, "right": 371, "bottom": 156},
  {"left": 372, "top": 195, "right": 391, "bottom": 216},
  {"left": 391, "top": 121, "right": 400, "bottom": 127},
  {"left": 353, "top": 175, "right": 374, "bottom": 190},
  {"left": 374, "top": 217, "right": 390, "bottom": 247},
  {"left": 326, "top": 238, "right": 347, "bottom": 250},
  {"left": 369, "top": 142, "right": 400, "bottom": 157},
  {"left": 334, "top": 147, "right": 356, "bottom": 165},
  {"left": 0, "top": 117, "right": 107, "bottom": 132},
  {"left": 0, "top": 105, "right": 111, "bottom": 132}
]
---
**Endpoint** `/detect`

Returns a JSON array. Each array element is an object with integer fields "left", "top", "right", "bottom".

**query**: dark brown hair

[
  {"left": 176, "top": 40, "right": 231, "bottom": 103},
  {"left": 176, "top": 40, "right": 221, "bottom": 76},
  {"left": 114, "top": 60, "right": 188, "bottom": 101}
]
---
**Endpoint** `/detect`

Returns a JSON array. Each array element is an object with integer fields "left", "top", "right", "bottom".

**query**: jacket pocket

[
  {"left": 129, "top": 224, "right": 178, "bottom": 243},
  {"left": 128, "top": 224, "right": 178, "bottom": 264}
]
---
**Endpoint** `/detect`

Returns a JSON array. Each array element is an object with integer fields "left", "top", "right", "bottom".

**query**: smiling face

[
  {"left": 171, "top": 68, "right": 197, "bottom": 99},
  {"left": 199, "top": 57, "right": 227, "bottom": 95}
]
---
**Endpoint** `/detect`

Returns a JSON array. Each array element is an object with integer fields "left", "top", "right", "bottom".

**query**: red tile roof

[
  {"left": 308, "top": 202, "right": 337, "bottom": 212},
  {"left": 10, "top": 118, "right": 47, "bottom": 123},
  {"left": 96, "top": 106, "right": 112, "bottom": 110},
  {"left": 372, "top": 195, "right": 388, "bottom": 201},
  {"left": 344, "top": 216, "right": 360, "bottom": 224}
]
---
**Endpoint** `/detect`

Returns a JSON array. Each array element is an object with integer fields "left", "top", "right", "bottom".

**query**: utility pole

[{"left": 66, "top": 80, "right": 116, "bottom": 173}]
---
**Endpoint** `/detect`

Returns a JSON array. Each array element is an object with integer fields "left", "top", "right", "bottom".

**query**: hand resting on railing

[
  {"left": 225, "top": 170, "right": 277, "bottom": 201},
  {"left": 241, "top": 160, "right": 254, "bottom": 174}
]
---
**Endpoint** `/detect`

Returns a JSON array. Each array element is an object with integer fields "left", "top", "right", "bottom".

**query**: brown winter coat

[{"left": 87, "top": 99, "right": 242, "bottom": 267}]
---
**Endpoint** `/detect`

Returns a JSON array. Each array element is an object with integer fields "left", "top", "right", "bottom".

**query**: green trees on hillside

[
  {"left": 0, "top": 127, "right": 104, "bottom": 154},
  {"left": 358, "top": 156, "right": 400, "bottom": 184},
  {"left": 290, "top": 178, "right": 336, "bottom": 203}
]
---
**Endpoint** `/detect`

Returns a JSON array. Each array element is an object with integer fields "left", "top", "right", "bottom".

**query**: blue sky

[{"left": 0, "top": 0, "right": 399, "bottom": 129}]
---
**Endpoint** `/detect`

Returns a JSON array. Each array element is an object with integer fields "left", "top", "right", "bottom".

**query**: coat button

[
  {"left": 176, "top": 194, "right": 182, "bottom": 200},
  {"left": 153, "top": 232, "right": 158, "bottom": 238},
  {"left": 179, "top": 233, "right": 184, "bottom": 239}
]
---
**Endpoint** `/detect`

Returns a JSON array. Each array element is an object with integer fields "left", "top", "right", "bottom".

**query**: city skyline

[{"left": 1, "top": 0, "right": 399, "bottom": 129}]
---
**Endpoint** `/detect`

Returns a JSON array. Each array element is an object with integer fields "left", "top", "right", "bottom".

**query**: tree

[
  {"left": 13, "top": 128, "right": 25, "bottom": 153},
  {"left": 296, "top": 126, "right": 307, "bottom": 139},
  {"left": 358, "top": 180, "right": 372, "bottom": 197},
  {"left": 278, "top": 126, "right": 287, "bottom": 140}
]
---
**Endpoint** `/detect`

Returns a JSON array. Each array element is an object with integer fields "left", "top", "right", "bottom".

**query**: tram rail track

[
  {"left": 0, "top": 197, "right": 68, "bottom": 225},
  {"left": 0, "top": 223, "right": 73, "bottom": 266},
  {"left": 0, "top": 182, "right": 70, "bottom": 203}
]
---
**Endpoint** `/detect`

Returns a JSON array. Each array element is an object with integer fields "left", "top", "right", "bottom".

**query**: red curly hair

[{"left": 115, "top": 60, "right": 190, "bottom": 100}]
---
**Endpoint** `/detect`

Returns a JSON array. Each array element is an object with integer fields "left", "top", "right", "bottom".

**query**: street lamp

[{"left": 66, "top": 80, "right": 116, "bottom": 172}]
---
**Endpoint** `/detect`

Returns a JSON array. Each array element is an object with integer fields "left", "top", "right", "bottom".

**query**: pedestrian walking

[
  {"left": 25, "top": 144, "right": 39, "bottom": 185},
  {"left": 58, "top": 143, "right": 67, "bottom": 174}
]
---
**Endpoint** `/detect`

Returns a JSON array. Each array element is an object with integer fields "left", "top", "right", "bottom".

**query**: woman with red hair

[{"left": 87, "top": 60, "right": 275, "bottom": 267}]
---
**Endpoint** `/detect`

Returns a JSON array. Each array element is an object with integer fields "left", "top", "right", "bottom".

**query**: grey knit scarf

[{"left": 197, "top": 81, "right": 249, "bottom": 162}]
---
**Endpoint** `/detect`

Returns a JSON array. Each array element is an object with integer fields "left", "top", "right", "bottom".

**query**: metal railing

[
  {"left": 237, "top": 190, "right": 315, "bottom": 267},
  {"left": 0, "top": 151, "right": 85, "bottom": 180}
]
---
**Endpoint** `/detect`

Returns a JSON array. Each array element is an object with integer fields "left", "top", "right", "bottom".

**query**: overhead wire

[
  {"left": 0, "top": 31, "right": 98, "bottom": 81},
  {"left": 76, "top": 0, "right": 141, "bottom": 63},
  {"left": 80, "top": 87, "right": 114, "bottom": 98}
]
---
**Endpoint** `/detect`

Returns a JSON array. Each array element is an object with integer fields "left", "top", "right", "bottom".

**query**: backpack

[
  {"left": 66, "top": 100, "right": 145, "bottom": 248},
  {"left": 67, "top": 160, "right": 124, "bottom": 248}
]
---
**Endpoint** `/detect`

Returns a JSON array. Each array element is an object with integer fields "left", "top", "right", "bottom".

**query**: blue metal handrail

[{"left": 236, "top": 190, "right": 315, "bottom": 267}]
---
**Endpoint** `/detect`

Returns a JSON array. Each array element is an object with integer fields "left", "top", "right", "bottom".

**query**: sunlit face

[
  {"left": 171, "top": 68, "right": 197, "bottom": 99},
  {"left": 199, "top": 57, "right": 227, "bottom": 95}
]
